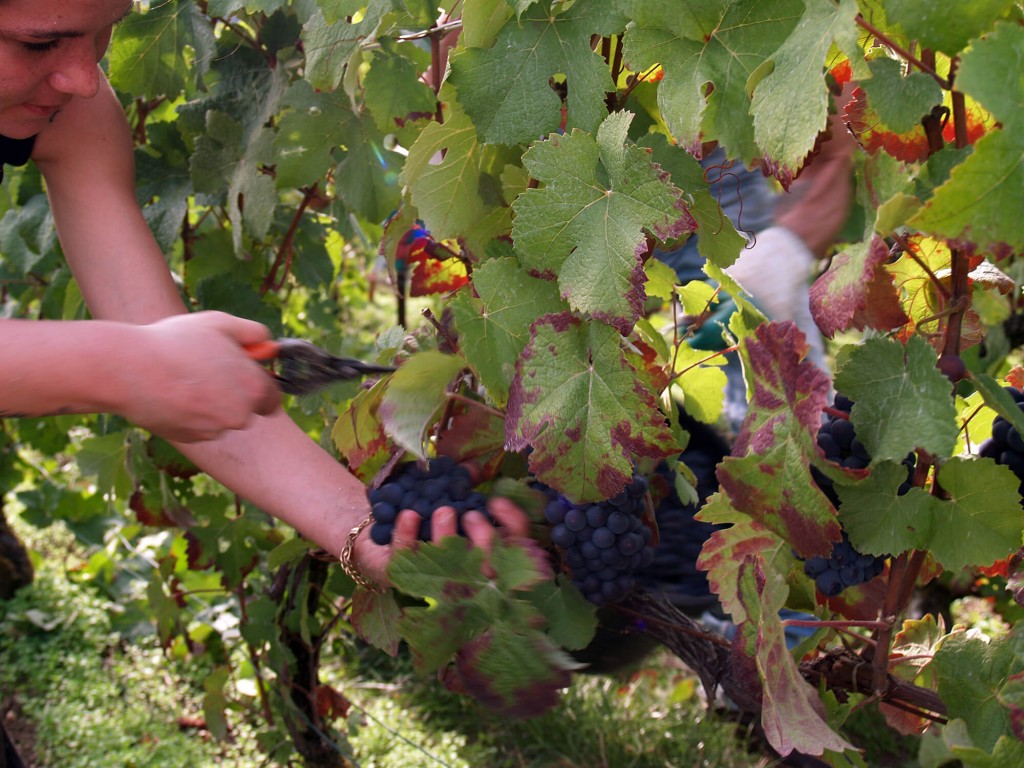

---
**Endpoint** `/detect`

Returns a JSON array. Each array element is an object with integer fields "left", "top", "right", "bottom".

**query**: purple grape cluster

[
  {"left": 368, "top": 456, "right": 489, "bottom": 545},
  {"left": 543, "top": 475, "right": 655, "bottom": 605},
  {"left": 637, "top": 417, "right": 730, "bottom": 615},
  {"left": 808, "top": 394, "right": 900, "bottom": 597},
  {"left": 977, "top": 386, "right": 1024, "bottom": 495}
]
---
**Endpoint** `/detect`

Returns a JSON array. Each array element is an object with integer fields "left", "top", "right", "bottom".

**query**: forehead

[{"left": 0, "top": 0, "right": 134, "bottom": 31}]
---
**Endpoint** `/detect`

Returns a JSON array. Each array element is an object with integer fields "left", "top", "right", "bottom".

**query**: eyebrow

[{"left": 18, "top": 2, "right": 135, "bottom": 39}]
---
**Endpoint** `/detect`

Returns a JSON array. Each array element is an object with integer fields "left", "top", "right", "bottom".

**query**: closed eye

[{"left": 20, "top": 39, "right": 60, "bottom": 53}]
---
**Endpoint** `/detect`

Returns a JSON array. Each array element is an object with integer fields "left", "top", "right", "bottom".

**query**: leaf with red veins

[
  {"left": 717, "top": 321, "right": 840, "bottom": 558},
  {"left": 810, "top": 235, "right": 909, "bottom": 338},
  {"left": 844, "top": 86, "right": 932, "bottom": 163},
  {"left": 624, "top": 337, "right": 672, "bottom": 395},
  {"left": 506, "top": 312, "right": 679, "bottom": 503}
]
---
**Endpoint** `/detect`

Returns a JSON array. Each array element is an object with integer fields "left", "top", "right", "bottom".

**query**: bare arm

[{"left": 27, "top": 74, "right": 392, "bottom": 576}]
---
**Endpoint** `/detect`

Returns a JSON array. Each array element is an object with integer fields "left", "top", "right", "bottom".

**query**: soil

[{"left": 2, "top": 697, "right": 35, "bottom": 768}]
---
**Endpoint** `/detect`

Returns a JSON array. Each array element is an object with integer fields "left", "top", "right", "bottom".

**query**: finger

[
  {"left": 202, "top": 310, "right": 274, "bottom": 347},
  {"left": 461, "top": 510, "right": 497, "bottom": 577},
  {"left": 391, "top": 509, "right": 422, "bottom": 550},
  {"left": 487, "top": 497, "right": 531, "bottom": 538},
  {"left": 431, "top": 506, "right": 458, "bottom": 542}
]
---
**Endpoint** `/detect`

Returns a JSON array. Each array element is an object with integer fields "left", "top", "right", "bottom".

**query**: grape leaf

[
  {"left": 639, "top": 134, "right": 747, "bottom": 270},
  {"left": 506, "top": 312, "right": 679, "bottom": 503},
  {"left": 842, "top": 458, "right": 1022, "bottom": 573},
  {"left": 388, "top": 537, "right": 576, "bottom": 717},
  {"left": 350, "top": 588, "right": 403, "bottom": 656},
  {"left": 109, "top": 0, "right": 215, "bottom": 98},
  {"left": 885, "top": 0, "right": 1018, "bottom": 56},
  {"left": 512, "top": 112, "right": 693, "bottom": 334},
  {"left": 622, "top": 0, "right": 802, "bottom": 162},
  {"left": 809, "top": 235, "right": 909, "bottom": 338},
  {"left": 934, "top": 625, "right": 1024, "bottom": 753},
  {"left": 273, "top": 80, "right": 354, "bottom": 189},
  {"left": 331, "top": 379, "right": 391, "bottom": 482},
  {"left": 379, "top": 351, "right": 466, "bottom": 458},
  {"left": 697, "top": 494, "right": 793, "bottom": 623},
  {"left": 302, "top": 1, "right": 398, "bottom": 91},
  {"left": 716, "top": 321, "right": 840, "bottom": 557},
  {"left": 670, "top": 343, "right": 728, "bottom": 425},
  {"left": 447, "top": 625, "right": 576, "bottom": 718},
  {"left": 750, "top": 0, "right": 860, "bottom": 187},
  {"left": 401, "top": 92, "right": 510, "bottom": 245},
  {"left": 843, "top": 85, "right": 932, "bottom": 163},
  {"left": 448, "top": 2, "right": 626, "bottom": 146},
  {"left": 832, "top": 335, "right": 960, "bottom": 462},
  {"left": 521, "top": 577, "right": 598, "bottom": 652},
  {"left": 740, "top": 556, "right": 855, "bottom": 758},
  {"left": 910, "top": 22, "right": 1024, "bottom": 257},
  {"left": 363, "top": 42, "right": 438, "bottom": 133},
  {"left": 450, "top": 257, "right": 565, "bottom": 407},
  {"left": 861, "top": 58, "right": 943, "bottom": 135}
]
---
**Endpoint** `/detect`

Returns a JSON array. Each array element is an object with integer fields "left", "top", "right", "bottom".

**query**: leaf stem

[{"left": 854, "top": 15, "right": 951, "bottom": 89}]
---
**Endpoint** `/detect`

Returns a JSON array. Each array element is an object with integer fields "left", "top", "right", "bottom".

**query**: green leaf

[
  {"left": 622, "top": 0, "right": 802, "bottom": 162},
  {"left": 716, "top": 322, "right": 840, "bottom": 557},
  {"left": 350, "top": 588, "right": 404, "bottom": 657},
  {"left": 450, "top": 257, "right": 565, "bottom": 407},
  {"left": 910, "top": 22, "right": 1024, "bottom": 256},
  {"left": 861, "top": 57, "right": 943, "bottom": 135},
  {"left": 885, "top": 0, "right": 1018, "bottom": 56},
  {"left": 273, "top": 80, "right": 354, "bottom": 189},
  {"left": 76, "top": 433, "right": 134, "bottom": 501},
  {"left": 934, "top": 625, "right": 1024, "bottom": 753},
  {"left": 522, "top": 577, "right": 597, "bottom": 652},
  {"left": 363, "top": 43, "right": 438, "bottom": 132},
  {"left": 639, "top": 134, "right": 746, "bottom": 269},
  {"left": 750, "top": 0, "right": 860, "bottom": 185},
  {"left": 379, "top": 350, "right": 466, "bottom": 458},
  {"left": 833, "top": 335, "right": 960, "bottom": 462},
  {"left": 202, "top": 666, "right": 231, "bottom": 741},
  {"left": 513, "top": 112, "right": 692, "bottom": 333},
  {"left": 671, "top": 343, "right": 728, "bottom": 425},
  {"left": 507, "top": 312, "right": 679, "bottom": 503},
  {"left": 302, "top": 1, "right": 397, "bottom": 91},
  {"left": 109, "top": 0, "right": 215, "bottom": 98},
  {"left": 448, "top": 2, "right": 626, "bottom": 145},
  {"left": 401, "top": 94, "right": 507, "bottom": 243},
  {"left": 840, "top": 457, "right": 1023, "bottom": 571}
]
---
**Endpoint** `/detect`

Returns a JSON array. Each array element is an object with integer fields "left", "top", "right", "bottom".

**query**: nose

[{"left": 47, "top": 39, "right": 104, "bottom": 98}]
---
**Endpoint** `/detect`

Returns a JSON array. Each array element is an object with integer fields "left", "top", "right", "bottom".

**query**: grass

[
  {"left": 2, "top": 513, "right": 771, "bottom": 768},
  {"left": 0, "top": 512, "right": 925, "bottom": 768}
]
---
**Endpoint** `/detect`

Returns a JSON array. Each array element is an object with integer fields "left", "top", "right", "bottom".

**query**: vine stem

[
  {"left": 854, "top": 15, "right": 951, "bottom": 89},
  {"left": 261, "top": 184, "right": 318, "bottom": 294}
]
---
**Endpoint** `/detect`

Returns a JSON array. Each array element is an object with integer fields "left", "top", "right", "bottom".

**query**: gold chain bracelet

[{"left": 340, "top": 512, "right": 380, "bottom": 593}]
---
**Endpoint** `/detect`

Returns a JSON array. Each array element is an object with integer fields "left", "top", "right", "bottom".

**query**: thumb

[{"left": 197, "top": 310, "right": 273, "bottom": 347}]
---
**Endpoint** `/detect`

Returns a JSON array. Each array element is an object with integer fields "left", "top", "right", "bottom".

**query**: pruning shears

[{"left": 245, "top": 338, "right": 395, "bottom": 396}]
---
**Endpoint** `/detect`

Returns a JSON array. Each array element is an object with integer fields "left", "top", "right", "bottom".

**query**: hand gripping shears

[{"left": 245, "top": 338, "right": 395, "bottom": 396}]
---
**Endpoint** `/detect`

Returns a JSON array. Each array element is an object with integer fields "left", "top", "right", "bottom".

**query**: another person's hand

[
  {"left": 114, "top": 311, "right": 281, "bottom": 442},
  {"left": 351, "top": 496, "right": 532, "bottom": 588}
]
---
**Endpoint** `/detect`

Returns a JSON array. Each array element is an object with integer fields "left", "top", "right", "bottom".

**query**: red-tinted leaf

[
  {"left": 406, "top": 245, "right": 470, "bottom": 296},
  {"left": 507, "top": 312, "right": 679, "bottom": 502},
  {"left": 810, "top": 235, "right": 909, "bottom": 338},
  {"left": 844, "top": 86, "right": 931, "bottom": 163},
  {"left": 717, "top": 322, "right": 840, "bottom": 558}
]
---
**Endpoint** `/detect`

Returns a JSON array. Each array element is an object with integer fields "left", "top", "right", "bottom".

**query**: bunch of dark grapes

[
  {"left": 802, "top": 531, "right": 886, "bottom": 597},
  {"left": 368, "top": 456, "right": 489, "bottom": 545},
  {"left": 637, "top": 416, "right": 730, "bottom": 616},
  {"left": 977, "top": 386, "right": 1024, "bottom": 495},
  {"left": 542, "top": 475, "right": 655, "bottom": 605},
  {"left": 808, "top": 394, "right": 903, "bottom": 597}
]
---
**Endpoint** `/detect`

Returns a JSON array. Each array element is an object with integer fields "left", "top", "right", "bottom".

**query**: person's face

[{"left": 0, "top": 0, "right": 133, "bottom": 138}]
